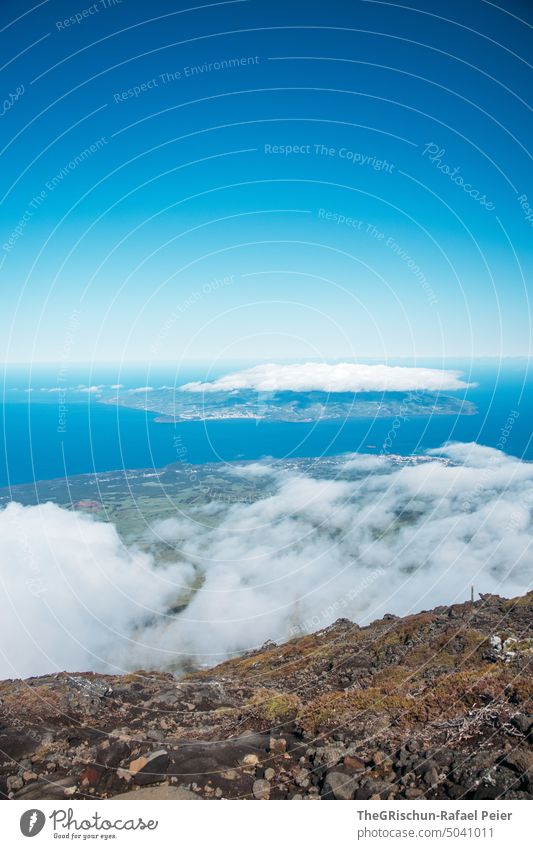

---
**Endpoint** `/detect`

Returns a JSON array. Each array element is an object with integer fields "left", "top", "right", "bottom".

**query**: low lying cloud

[
  {"left": 0, "top": 503, "right": 193, "bottom": 680},
  {"left": 181, "top": 362, "right": 472, "bottom": 393},
  {"left": 1, "top": 443, "right": 531, "bottom": 679}
]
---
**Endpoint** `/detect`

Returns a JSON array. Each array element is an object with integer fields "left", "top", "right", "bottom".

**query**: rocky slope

[{"left": 1, "top": 591, "right": 532, "bottom": 801}]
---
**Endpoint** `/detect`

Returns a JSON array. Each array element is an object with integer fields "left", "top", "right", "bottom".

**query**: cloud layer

[
  {"left": 181, "top": 362, "right": 472, "bottom": 393},
  {"left": 1, "top": 443, "right": 531, "bottom": 679},
  {"left": 0, "top": 503, "right": 193, "bottom": 679}
]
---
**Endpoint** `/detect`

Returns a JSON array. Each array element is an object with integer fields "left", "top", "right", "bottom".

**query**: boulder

[
  {"left": 112, "top": 784, "right": 200, "bottom": 800},
  {"left": 323, "top": 771, "right": 358, "bottom": 800}
]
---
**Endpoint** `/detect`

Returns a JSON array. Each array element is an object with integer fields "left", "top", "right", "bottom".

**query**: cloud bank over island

[
  {"left": 1, "top": 443, "right": 531, "bottom": 679},
  {"left": 181, "top": 362, "right": 473, "bottom": 394}
]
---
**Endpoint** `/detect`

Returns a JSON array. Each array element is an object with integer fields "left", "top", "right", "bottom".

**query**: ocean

[{"left": 0, "top": 362, "right": 531, "bottom": 488}]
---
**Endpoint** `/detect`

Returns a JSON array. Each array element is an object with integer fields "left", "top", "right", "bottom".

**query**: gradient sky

[{"left": 0, "top": 0, "right": 532, "bottom": 365}]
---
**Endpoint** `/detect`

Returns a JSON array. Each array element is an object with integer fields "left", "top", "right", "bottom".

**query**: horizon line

[{"left": 1, "top": 356, "right": 532, "bottom": 367}]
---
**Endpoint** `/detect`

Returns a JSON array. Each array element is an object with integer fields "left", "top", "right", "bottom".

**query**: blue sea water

[{"left": 0, "top": 362, "right": 531, "bottom": 488}]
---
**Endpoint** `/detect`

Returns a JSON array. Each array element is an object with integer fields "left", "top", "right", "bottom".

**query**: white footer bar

[{"left": 4, "top": 799, "right": 531, "bottom": 847}]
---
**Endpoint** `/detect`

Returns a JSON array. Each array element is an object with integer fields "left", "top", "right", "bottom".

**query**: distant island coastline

[{"left": 100, "top": 387, "right": 476, "bottom": 423}]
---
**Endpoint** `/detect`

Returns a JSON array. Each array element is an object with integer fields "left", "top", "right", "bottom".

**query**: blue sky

[{"left": 1, "top": 0, "right": 532, "bottom": 364}]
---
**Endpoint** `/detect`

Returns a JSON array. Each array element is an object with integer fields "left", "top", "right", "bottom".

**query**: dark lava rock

[
  {"left": 512, "top": 714, "right": 533, "bottom": 737},
  {"left": 133, "top": 751, "right": 171, "bottom": 785},
  {"left": 322, "top": 771, "right": 359, "bottom": 800},
  {"left": 14, "top": 776, "right": 77, "bottom": 800}
]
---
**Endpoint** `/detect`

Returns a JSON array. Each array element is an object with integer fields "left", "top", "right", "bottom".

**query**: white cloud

[
  {"left": 134, "top": 445, "right": 531, "bottom": 668},
  {"left": 71, "top": 384, "right": 104, "bottom": 393},
  {"left": 2, "top": 443, "right": 531, "bottom": 678},
  {"left": 128, "top": 386, "right": 154, "bottom": 394},
  {"left": 342, "top": 453, "right": 389, "bottom": 472},
  {"left": 0, "top": 503, "right": 194, "bottom": 679},
  {"left": 227, "top": 462, "right": 278, "bottom": 478},
  {"left": 181, "top": 362, "right": 472, "bottom": 393}
]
